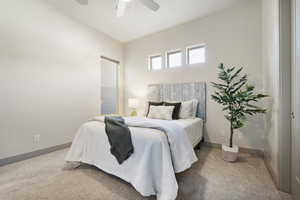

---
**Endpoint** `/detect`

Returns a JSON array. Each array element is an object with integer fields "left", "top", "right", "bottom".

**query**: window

[
  {"left": 149, "top": 55, "right": 163, "bottom": 71},
  {"left": 187, "top": 45, "right": 206, "bottom": 65},
  {"left": 166, "top": 50, "right": 182, "bottom": 68}
]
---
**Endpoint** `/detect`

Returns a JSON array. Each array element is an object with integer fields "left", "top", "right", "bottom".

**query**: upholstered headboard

[{"left": 147, "top": 82, "right": 207, "bottom": 121}]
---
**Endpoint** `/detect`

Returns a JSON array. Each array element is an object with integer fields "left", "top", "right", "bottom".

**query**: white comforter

[{"left": 65, "top": 116, "right": 198, "bottom": 200}]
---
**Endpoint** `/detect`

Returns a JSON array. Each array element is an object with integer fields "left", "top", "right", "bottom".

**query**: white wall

[
  {"left": 0, "top": 0, "right": 123, "bottom": 159},
  {"left": 124, "top": 0, "right": 266, "bottom": 150},
  {"left": 262, "top": 0, "right": 280, "bottom": 183}
]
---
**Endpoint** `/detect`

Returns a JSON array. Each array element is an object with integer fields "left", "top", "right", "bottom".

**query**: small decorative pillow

[
  {"left": 147, "top": 105, "right": 175, "bottom": 120},
  {"left": 146, "top": 101, "right": 164, "bottom": 116},
  {"left": 179, "top": 100, "right": 194, "bottom": 119}
]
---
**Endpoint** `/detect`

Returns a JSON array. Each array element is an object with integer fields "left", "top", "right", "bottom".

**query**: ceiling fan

[
  {"left": 75, "top": 0, "right": 160, "bottom": 17},
  {"left": 116, "top": 0, "right": 160, "bottom": 17},
  {"left": 75, "top": 0, "right": 89, "bottom": 5}
]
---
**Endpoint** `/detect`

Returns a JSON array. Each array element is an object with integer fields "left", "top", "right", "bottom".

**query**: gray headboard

[{"left": 147, "top": 82, "right": 206, "bottom": 121}]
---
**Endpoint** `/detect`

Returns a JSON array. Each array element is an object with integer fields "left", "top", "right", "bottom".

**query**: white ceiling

[{"left": 46, "top": 0, "right": 239, "bottom": 42}]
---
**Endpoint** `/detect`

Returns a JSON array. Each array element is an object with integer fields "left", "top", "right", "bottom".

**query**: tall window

[
  {"left": 187, "top": 45, "right": 206, "bottom": 65},
  {"left": 149, "top": 55, "right": 163, "bottom": 71},
  {"left": 166, "top": 50, "right": 182, "bottom": 68}
]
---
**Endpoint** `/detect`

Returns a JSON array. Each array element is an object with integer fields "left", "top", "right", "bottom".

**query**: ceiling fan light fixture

[{"left": 116, "top": 0, "right": 160, "bottom": 17}]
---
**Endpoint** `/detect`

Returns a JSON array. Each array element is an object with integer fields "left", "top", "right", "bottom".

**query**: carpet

[{"left": 0, "top": 147, "right": 288, "bottom": 200}]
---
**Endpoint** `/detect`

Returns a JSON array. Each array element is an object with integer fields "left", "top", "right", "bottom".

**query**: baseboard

[
  {"left": 0, "top": 142, "right": 71, "bottom": 167},
  {"left": 264, "top": 156, "right": 279, "bottom": 188},
  {"left": 202, "top": 142, "right": 264, "bottom": 157}
]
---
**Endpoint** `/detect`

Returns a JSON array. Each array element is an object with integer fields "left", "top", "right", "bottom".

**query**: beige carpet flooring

[{"left": 0, "top": 147, "right": 290, "bottom": 200}]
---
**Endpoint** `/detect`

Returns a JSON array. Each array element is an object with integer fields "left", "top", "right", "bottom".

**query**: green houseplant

[{"left": 211, "top": 63, "right": 268, "bottom": 162}]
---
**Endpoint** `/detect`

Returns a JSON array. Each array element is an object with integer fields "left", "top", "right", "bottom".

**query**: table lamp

[{"left": 128, "top": 98, "right": 139, "bottom": 116}]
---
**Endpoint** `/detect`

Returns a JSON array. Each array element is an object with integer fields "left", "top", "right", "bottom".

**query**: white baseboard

[
  {"left": 0, "top": 142, "right": 71, "bottom": 167},
  {"left": 202, "top": 141, "right": 264, "bottom": 157}
]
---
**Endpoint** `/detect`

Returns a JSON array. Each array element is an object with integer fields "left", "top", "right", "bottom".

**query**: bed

[
  {"left": 175, "top": 118, "right": 204, "bottom": 148},
  {"left": 65, "top": 82, "right": 206, "bottom": 200}
]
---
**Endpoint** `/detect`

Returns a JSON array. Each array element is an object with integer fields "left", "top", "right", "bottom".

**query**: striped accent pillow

[{"left": 147, "top": 106, "right": 175, "bottom": 120}]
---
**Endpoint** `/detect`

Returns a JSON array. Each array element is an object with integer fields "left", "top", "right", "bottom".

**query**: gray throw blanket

[{"left": 104, "top": 116, "right": 134, "bottom": 164}]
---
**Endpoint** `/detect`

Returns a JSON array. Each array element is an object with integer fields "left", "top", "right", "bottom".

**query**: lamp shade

[{"left": 128, "top": 98, "right": 139, "bottom": 108}]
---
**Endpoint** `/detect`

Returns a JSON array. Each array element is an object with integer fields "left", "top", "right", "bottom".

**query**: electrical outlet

[{"left": 33, "top": 134, "right": 40, "bottom": 144}]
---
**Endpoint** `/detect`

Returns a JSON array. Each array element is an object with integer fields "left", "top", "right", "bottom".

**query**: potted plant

[{"left": 211, "top": 63, "right": 268, "bottom": 162}]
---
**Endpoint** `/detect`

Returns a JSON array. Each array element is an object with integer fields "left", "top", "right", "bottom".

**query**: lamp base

[{"left": 130, "top": 110, "right": 137, "bottom": 116}]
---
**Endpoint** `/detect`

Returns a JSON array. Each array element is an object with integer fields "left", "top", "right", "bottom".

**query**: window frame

[
  {"left": 148, "top": 54, "right": 163, "bottom": 71},
  {"left": 186, "top": 44, "right": 206, "bottom": 65},
  {"left": 165, "top": 49, "right": 183, "bottom": 68}
]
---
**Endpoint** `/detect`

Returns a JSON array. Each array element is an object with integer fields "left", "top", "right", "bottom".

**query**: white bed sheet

[{"left": 174, "top": 118, "right": 203, "bottom": 147}]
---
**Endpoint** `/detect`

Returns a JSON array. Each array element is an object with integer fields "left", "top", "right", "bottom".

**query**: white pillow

[
  {"left": 179, "top": 99, "right": 198, "bottom": 119},
  {"left": 147, "top": 105, "right": 175, "bottom": 120},
  {"left": 179, "top": 100, "right": 193, "bottom": 119}
]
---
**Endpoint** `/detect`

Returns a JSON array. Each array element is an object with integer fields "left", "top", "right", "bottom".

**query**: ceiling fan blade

[
  {"left": 75, "top": 0, "right": 88, "bottom": 5},
  {"left": 116, "top": 0, "right": 128, "bottom": 17},
  {"left": 139, "top": 0, "right": 160, "bottom": 11}
]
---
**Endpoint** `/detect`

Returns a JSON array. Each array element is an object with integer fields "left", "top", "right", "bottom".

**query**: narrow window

[
  {"left": 187, "top": 45, "right": 206, "bottom": 65},
  {"left": 149, "top": 55, "right": 163, "bottom": 71},
  {"left": 166, "top": 50, "right": 182, "bottom": 68}
]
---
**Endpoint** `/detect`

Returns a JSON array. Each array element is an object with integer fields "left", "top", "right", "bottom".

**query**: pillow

[
  {"left": 147, "top": 105, "right": 175, "bottom": 120},
  {"left": 146, "top": 101, "right": 164, "bottom": 116},
  {"left": 180, "top": 99, "right": 199, "bottom": 118},
  {"left": 179, "top": 100, "right": 194, "bottom": 119},
  {"left": 181, "top": 99, "right": 198, "bottom": 118},
  {"left": 164, "top": 102, "right": 181, "bottom": 119}
]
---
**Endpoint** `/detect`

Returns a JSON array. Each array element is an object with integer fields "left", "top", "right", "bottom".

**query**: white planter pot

[{"left": 222, "top": 144, "right": 239, "bottom": 162}]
